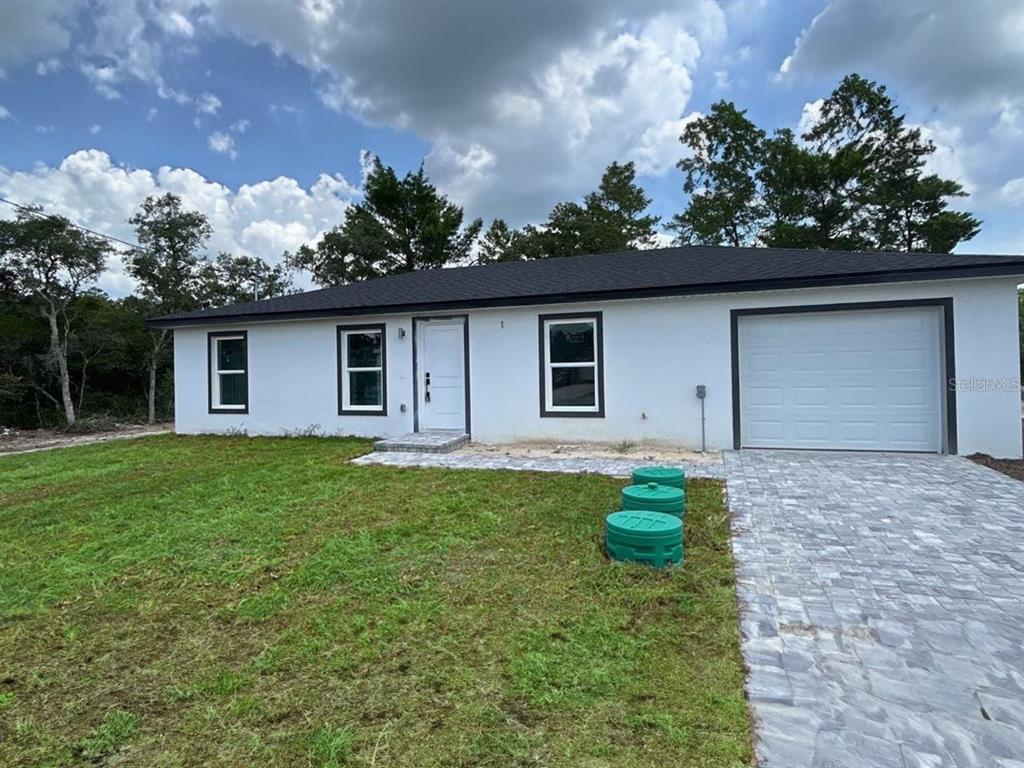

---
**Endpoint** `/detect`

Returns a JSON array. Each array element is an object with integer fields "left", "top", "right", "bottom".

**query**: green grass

[{"left": 0, "top": 434, "right": 751, "bottom": 767}]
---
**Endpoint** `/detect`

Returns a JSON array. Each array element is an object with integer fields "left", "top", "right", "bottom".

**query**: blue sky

[{"left": 1, "top": 1, "right": 1021, "bottom": 296}]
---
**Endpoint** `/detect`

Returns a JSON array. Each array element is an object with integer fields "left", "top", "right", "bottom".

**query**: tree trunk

[
  {"left": 147, "top": 330, "right": 167, "bottom": 424},
  {"left": 45, "top": 307, "right": 76, "bottom": 425},
  {"left": 148, "top": 352, "right": 158, "bottom": 424},
  {"left": 77, "top": 360, "right": 89, "bottom": 412}
]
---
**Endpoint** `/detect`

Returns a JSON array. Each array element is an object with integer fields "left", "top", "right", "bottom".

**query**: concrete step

[{"left": 374, "top": 431, "right": 469, "bottom": 454}]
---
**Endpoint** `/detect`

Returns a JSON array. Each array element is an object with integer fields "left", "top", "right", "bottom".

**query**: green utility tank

[
  {"left": 621, "top": 482, "right": 685, "bottom": 516},
  {"left": 606, "top": 510, "right": 683, "bottom": 568},
  {"left": 632, "top": 466, "right": 685, "bottom": 489}
]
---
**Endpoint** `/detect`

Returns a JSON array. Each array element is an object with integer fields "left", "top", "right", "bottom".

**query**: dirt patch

[
  {"left": 968, "top": 453, "right": 1024, "bottom": 482},
  {"left": 463, "top": 438, "right": 717, "bottom": 463},
  {"left": 0, "top": 423, "right": 173, "bottom": 455}
]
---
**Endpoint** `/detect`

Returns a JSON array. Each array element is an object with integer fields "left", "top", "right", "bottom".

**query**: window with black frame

[
  {"left": 539, "top": 313, "right": 604, "bottom": 417},
  {"left": 209, "top": 332, "right": 248, "bottom": 413},
  {"left": 338, "top": 324, "right": 387, "bottom": 415}
]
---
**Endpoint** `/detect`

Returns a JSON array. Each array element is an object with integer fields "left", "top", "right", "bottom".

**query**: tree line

[
  {"left": 2, "top": 73, "right": 1006, "bottom": 430},
  {"left": 0, "top": 195, "right": 292, "bottom": 428}
]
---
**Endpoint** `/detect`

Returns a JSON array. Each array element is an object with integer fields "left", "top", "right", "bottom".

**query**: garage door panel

[
  {"left": 837, "top": 385, "right": 877, "bottom": 406},
  {"left": 748, "top": 352, "right": 783, "bottom": 373},
  {"left": 793, "top": 386, "right": 828, "bottom": 406},
  {"left": 739, "top": 308, "right": 943, "bottom": 452},
  {"left": 890, "top": 385, "right": 929, "bottom": 407},
  {"left": 748, "top": 386, "right": 784, "bottom": 406},
  {"left": 839, "top": 420, "right": 881, "bottom": 443},
  {"left": 837, "top": 350, "right": 875, "bottom": 373},
  {"left": 794, "top": 420, "right": 830, "bottom": 441},
  {"left": 747, "top": 420, "right": 785, "bottom": 440},
  {"left": 794, "top": 351, "right": 829, "bottom": 372},
  {"left": 890, "top": 421, "right": 935, "bottom": 445}
]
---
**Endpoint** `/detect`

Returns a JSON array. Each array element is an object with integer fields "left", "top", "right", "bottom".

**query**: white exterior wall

[
  {"left": 174, "top": 314, "right": 418, "bottom": 437},
  {"left": 172, "top": 276, "right": 1023, "bottom": 458}
]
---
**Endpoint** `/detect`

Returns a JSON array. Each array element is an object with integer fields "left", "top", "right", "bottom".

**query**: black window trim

[
  {"left": 538, "top": 311, "right": 605, "bottom": 418},
  {"left": 337, "top": 323, "right": 388, "bottom": 416},
  {"left": 207, "top": 330, "right": 249, "bottom": 415}
]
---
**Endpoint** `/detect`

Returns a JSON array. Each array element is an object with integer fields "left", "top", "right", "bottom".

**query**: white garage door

[{"left": 738, "top": 308, "right": 944, "bottom": 452}]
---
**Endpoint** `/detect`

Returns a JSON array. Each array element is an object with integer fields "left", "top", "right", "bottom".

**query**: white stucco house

[{"left": 151, "top": 246, "right": 1024, "bottom": 458}]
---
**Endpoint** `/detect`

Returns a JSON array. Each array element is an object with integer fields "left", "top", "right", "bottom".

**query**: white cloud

[
  {"left": 89, "top": 124, "right": 102, "bottom": 135},
  {"left": 81, "top": 62, "right": 123, "bottom": 100},
  {"left": 0, "top": 1, "right": 72, "bottom": 67},
  {"left": 995, "top": 99, "right": 1023, "bottom": 140},
  {"left": 147, "top": 107, "right": 158, "bottom": 121},
  {"left": 0, "top": 106, "right": 10, "bottom": 120},
  {"left": 35, "top": 57, "right": 62, "bottom": 75},
  {"left": 35, "top": 124, "right": 56, "bottom": 134},
  {"left": 0, "top": 149, "right": 358, "bottom": 296},
  {"left": 207, "top": 131, "right": 237, "bottom": 159},
  {"left": 196, "top": 92, "right": 222, "bottom": 116},
  {"left": 779, "top": 2, "right": 1023, "bottom": 209},
  {"left": 204, "top": 0, "right": 724, "bottom": 224},
  {"left": 998, "top": 177, "right": 1024, "bottom": 207},
  {"left": 76, "top": 1, "right": 192, "bottom": 105},
  {"left": 778, "top": 0, "right": 1023, "bottom": 111},
  {"left": 154, "top": 8, "right": 194, "bottom": 38},
  {"left": 917, "top": 121, "right": 974, "bottom": 194},
  {"left": 230, "top": 118, "right": 250, "bottom": 133},
  {"left": 426, "top": 15, "right": 711, "bottom": 221},
  {"left": 797, "top": 99, "right": 823, "bottom": 137}
]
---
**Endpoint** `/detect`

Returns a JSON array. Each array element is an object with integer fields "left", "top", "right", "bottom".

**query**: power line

[{"left": 0, "top": 194, "right": 152, "bottom": 254}]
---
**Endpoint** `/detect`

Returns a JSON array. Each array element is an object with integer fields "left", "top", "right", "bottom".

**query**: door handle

[{"left": 424, "top": 372, "right": 431, "bottom": 402}]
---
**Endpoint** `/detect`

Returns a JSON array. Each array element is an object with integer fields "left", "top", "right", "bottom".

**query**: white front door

[
  {"left": 738, "top": 308, "right": 944, "bottom": 452},
  {"left": 417, "top": 319, "right": 467, "bottom": 432}
]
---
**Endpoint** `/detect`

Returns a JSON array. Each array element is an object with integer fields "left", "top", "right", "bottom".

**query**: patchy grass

[{"left": 0, "top": 434, "right": 751, "bottom": 767}]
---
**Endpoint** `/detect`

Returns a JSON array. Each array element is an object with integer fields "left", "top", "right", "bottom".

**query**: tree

[
  {"left": 476, "top": 219, "right": 520, "bottom": 265},
  {"left": 0, "top": 211, "right": 110, "bottom": 425},
  {"left": 203, "top": 253, "right": 293, "bottom": 305},
  {"left": 758, "top": 129, "right": 871, "bottom": 250},
  {"left": 289, "top": 157, "right": 482, "bottom": 286},
  {"left": 670, "top": 102, "right": 765, "bottom": 247},
  {"left": 518, "top": 160, "right": 660, "bottom": 260},
  {"left": 579, "top": 160, "right": 660, "bottom": 252},
  {"left": 127, "top": 193, "right": 213, "bottom": 423},
  {"left": 802, "top": 74, "right": 980, "bottom": 252},
  {"left": 66, "top": 294, "right": 152, "bottom": 417},
  {"left": 673, "top": 74, "right": 981, "bottom": 254}
]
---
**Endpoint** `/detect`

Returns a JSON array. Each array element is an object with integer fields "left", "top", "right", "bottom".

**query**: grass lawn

[{"left": 0, "top": 435, "right": 751, "bottom": 767}]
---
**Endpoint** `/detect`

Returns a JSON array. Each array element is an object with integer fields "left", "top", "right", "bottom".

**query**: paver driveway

[{"left": 726, "top": 451, "right": 1024, "bottom": 768}]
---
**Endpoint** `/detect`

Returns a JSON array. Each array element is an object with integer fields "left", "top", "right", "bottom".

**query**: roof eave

[{"left": 146, "top": 263, "right": 1024, "bottom": 329}]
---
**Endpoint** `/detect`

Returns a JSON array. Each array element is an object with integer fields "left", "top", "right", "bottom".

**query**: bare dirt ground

[
  {"left": 0, "top": 423, "right": 172, "bottom": 456},
  {"left": 968, "top": 453, "right": 1024, "bottom": 482},
  {"left": 463, "top": 439, "right": 718, "bottom": 463}
]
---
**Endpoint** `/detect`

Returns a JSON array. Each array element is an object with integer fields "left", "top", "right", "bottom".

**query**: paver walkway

[
  {"left": 352, "top": 449, "right": 725, "bottom": 478},
  {"left": 727, "top": 451, "right": 1024, "bottom": 768}
]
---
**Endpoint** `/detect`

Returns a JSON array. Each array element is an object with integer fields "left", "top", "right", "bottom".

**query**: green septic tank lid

[
  {"left": 606, "top": 510, "right": 683, "bottom": 537},
  {"left": 621, "top": 482, "right": 685, "bottom": 512},
  {"left": 632, "top": 466, "right": 685, "bottom": 489}
]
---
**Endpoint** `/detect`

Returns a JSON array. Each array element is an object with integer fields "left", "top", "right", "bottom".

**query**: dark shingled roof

[{"left": 149, "top": 245, "right": 1024, "bottom": 328}]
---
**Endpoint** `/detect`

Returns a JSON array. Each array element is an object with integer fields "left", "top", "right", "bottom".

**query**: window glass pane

[
  {"left": 349, "top": 370, "right": 382, "bottom": 407},
  {"left": 551, "top": 366, "right": 595, "bottom": 407},
  {"left": 217, "top": 338, "right": 246, "bottom": 370},
  {"left": 219, "top": 373, "right": 246, "bottom": 405},
  {"left": 347, "top": 332, "right": 381, "bottom": 368},
  {"left": 549, "top": 322, "right": 594, "bottom": 363}
]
